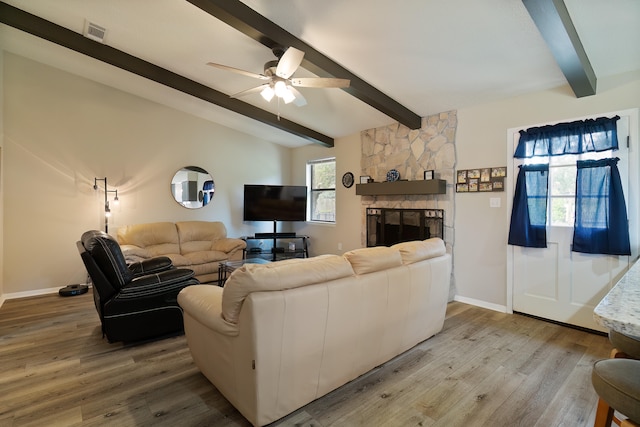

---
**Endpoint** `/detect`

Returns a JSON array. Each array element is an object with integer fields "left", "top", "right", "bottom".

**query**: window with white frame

[
  {"left": 307, "top": 158, "right": 336, "bottom": 222},
  {"left": 525, "top": 150, "right": 613, "bottom": 227}
]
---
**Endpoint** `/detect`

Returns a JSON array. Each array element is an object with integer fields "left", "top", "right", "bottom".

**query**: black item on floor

[{"left": 59, "top": 284, "right": 89, "bottom": 297}]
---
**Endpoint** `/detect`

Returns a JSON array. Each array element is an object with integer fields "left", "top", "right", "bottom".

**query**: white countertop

[{"left": 594, "top": 260, "right": 640, "bottom": 337}]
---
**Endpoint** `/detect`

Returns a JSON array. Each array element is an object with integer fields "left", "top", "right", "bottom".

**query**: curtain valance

[{"left": 514, "top": 116, "right": 620, "bottom": 159}]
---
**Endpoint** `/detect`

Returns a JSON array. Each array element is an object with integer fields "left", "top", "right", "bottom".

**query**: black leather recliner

[{"left": 77, "top": 230, "right": 200, "bottom": 343}]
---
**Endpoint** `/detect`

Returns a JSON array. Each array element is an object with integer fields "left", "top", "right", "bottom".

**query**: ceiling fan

[{"left": 207, "top": 46, "right": 350, "bottom": 107}]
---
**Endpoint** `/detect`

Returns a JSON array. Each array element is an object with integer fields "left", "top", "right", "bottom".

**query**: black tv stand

[
  {"left": 255, "top": 232, "right": 297, "bottom": 239},
  {"left": 242, "top": 234, "right": 309, "bottom": 261},
  {"left": 244, "top": 220, "right": 307, "bottom": 261}
]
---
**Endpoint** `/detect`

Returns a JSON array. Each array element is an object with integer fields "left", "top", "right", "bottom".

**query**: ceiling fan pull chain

[{"left": 277, "top": 97, "right": 281, "bottom": 121}]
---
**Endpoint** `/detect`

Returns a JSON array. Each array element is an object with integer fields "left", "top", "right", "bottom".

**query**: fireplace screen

[{"left": 366, "top": 208, "right": 444, "bottom": 247}]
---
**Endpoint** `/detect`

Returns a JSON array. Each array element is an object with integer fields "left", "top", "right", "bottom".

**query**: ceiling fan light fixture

[
  {"left": 207, "top": 46, "right": 345, "bottom": 109},
  {"left": 282, "top": 88, "right": 296, "bottom": 104},
  {"left": 261, "top": 85, "right": 275, "bottom": 101},
  {"left": 274, "top": 80, "right": 288, "bottom": 98}
]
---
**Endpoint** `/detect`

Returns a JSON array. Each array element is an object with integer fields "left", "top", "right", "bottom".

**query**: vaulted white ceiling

[{"left": 1, "top": 0, "right": 639, "bottom": 147}]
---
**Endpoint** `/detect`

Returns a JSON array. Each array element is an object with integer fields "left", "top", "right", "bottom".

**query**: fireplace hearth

[{"left": 366, "top": 208, "right": 444, "bottom": 247}]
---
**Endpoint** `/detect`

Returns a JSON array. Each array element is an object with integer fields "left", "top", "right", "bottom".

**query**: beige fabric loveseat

[
  {"left": 177, "top": 238, "right": 451, "bottom": 426},
  {"left": 116, "top": 221, "right": 246, "bottom": 283}
]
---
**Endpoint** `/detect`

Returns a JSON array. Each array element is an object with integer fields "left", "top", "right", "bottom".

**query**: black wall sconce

[{"left": 94, "top": 177, "right": 119, "bottom": 233}]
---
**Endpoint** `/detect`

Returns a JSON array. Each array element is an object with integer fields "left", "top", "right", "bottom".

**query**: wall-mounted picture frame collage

[{"left": 456, "top": 167, "right": 506, "bottom": 193}]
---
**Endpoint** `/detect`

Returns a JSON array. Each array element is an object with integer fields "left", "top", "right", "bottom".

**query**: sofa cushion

[
  {"left": 222, "top": 255, "right": 354, "bottom": 324},
  {"left": 185, "top": 262, "right": 219, "bottom": 278},
  {"left": 117, "top": 222, "right": 180, "bottom": 256},
  {"left": 183, "top": 250, "right": 229, "bottom": 265},
  {"left": 343, "top": 246, "right": 402, "bottom": 275},
  {"left": 211, "top": 238, "right": 247, "bottom": 253},
  {"left": 164, "top": 253, "right": 191, "bottom": 267},
  {"left": 120, "top": 245, "right": 152, "bottom": 262},
  {"left": 176, "top": 221, "right": 227, "bottom": 254},
  {"left": 392, "top": 238, "right": 446, "bottom": 264}
]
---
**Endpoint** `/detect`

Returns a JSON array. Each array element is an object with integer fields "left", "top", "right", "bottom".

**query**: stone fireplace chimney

[{"left": 360, "top": 111, "right": 457, "bottom": 284}]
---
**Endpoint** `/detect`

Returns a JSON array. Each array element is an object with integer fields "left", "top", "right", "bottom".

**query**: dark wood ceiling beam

[
  {"left": 523, "top": 0, "right": 596, "bottom": 97},
  {"left": 186, "top": 0, "right": 423, "bottom": 129},
  {"left": 0, "top": 2, "right": 333, "bottom": 147}
]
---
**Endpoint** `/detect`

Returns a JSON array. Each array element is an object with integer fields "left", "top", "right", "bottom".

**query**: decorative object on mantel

[
  {"left": 386, "top": 169, "right": 400, "bottom": 182},
  {"left": 94, "top": 177, "right": 119, "bottom": 233},
  {"left": 341, "top": 172, "right": 354, "bottom": 188},
  {"left": 360, "top": 175, "right": 372, "bottom": 184},
  {"left": 424, "top": 170, "right": 434, "bottom": 180},
  {"left": 456, "top": 167, "right": 506, "bottom": 193}
]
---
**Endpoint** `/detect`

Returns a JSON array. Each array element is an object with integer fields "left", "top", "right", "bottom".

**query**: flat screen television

[{"left": 243, "top": 184, "right": 307, "bottom": 222}]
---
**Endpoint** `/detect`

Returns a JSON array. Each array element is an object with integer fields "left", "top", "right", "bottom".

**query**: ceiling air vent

[{"left": 83, "top": 20, "right": 107, "bottom": 43}]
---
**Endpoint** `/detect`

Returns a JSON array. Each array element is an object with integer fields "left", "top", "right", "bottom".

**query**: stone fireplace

[{"left": 360, "top": 111, "right": 457, "bottom": 296}]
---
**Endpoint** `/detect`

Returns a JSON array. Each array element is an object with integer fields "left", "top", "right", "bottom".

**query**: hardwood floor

[{"left": 0, "top": 292, "right": 611, "bottom": 426}]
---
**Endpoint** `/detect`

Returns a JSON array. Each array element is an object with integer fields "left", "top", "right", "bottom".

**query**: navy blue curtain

[
  {"left": 573, "top": 158, "right": 630, "bottom": 255},
  {"left": 514, "top": 116, "right": 620, "bottom": 158},
  {"left": 508, "top": 164, "right": 549, "bottom": 248}
]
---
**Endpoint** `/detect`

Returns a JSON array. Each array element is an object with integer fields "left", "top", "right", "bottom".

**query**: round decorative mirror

[{"left": 171, "top": 166, "right": 214, "bottom": 209}]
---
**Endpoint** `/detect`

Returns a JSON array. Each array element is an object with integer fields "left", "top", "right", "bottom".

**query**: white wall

[
  {"left": 292, "top": 132, "right": 363, "bottom": 256},
  {"left": 2, "top": 53, "right": 291, "bottom": 297},
  {"left": 454, "top": 77, "right": 640, "bottom": 309}
]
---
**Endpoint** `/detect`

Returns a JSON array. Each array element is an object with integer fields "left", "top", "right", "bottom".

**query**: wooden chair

[
  {"left": 592, "top": 357, "right": 640, "bottom": 426},
  {"left": 608, "top": 330, "right": 640, "bottom": 359}
]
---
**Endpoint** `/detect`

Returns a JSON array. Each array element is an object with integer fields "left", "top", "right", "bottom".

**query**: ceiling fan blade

[
  {"left": 289, "top": 87, "right": 307, "bottom": 107},
  {"left": 206, "top": 62, "right": 270, "bottom": 80},
  {"left": 276, "top": 47, "right": 304, "bottom": 79},
  {"left": 230, "top": 85, "right": 268, "bottom": 98},
  {"left": 290, "top": 77, "right": 350, "bottom": 88}
]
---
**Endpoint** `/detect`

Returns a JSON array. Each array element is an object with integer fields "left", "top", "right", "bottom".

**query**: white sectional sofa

[{"left": 177, "top": 238, "right": 451, "bottom": 426}]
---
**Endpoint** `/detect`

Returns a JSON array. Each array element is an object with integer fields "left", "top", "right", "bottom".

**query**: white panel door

[
  {"left": 513, "top": 227, "right": 628, "bottom": 332},
  {"left": 511, "top": 114, "right": 634, "bottom": 332}
]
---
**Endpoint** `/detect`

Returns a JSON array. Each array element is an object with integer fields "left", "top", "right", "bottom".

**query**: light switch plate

[{"left": 490, "top": 197, "right": 501, "bottom": 208}]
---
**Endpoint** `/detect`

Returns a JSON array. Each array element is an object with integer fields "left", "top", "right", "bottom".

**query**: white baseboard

[
  {"left": 453, "top": 295, "right": 507, "bottom": 313},
  {"left": 0, "top": 284, "right": 90, "bottom": 309}
]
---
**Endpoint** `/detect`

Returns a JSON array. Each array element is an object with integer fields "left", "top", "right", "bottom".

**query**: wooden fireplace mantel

[{"left": 355, "top": 179, "right": 446, "bottom": 196}]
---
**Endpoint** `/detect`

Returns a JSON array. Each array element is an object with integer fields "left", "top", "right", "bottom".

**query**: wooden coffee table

[{"left": 217, "top": 258, "right": 271, "bottom": 286}]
